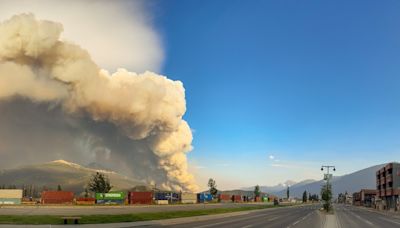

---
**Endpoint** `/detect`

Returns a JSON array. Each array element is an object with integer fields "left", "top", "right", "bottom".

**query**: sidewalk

[{"left": 319, "top": 208, "right": 339, "bottom": 228}]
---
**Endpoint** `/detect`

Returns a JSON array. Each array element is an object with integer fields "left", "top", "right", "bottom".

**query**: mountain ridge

[
  {"left": 0, "top": 160, "right": 146, "bottom": 194},
  {"left": 273, "top": 164, "right": 386, "bottom": 198}
]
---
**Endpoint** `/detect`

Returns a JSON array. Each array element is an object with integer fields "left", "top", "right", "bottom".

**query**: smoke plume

[{"left": 0, "top": 14, "right": 197, "bottom": 192}]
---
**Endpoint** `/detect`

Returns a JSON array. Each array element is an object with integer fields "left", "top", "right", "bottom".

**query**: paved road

[
  {"left": 335, "top": 204, "right": 400, "bottom": 228},
  {"left": 145, "top": 204, "right": 323, "bottom": 228},
  {"left": 0, "top": 203, "right": 275, "bottom": 215}
]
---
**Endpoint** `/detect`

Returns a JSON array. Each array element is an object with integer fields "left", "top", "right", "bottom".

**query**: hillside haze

[
  {"left": 0, "top": 160, "right": 146, "bottom": 194},
  {"left": 242, "top": 180, "right": 314, "bottom": 193},
  {"left": 273, "top": 164, "right": 385, "bottom": 198}
]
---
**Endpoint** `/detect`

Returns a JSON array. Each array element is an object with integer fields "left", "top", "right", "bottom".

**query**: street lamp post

[
  {"left": 321, "top": 165, "right": 336, "bottom": 211},
  {"left": 321, "top": 165, "right": 336, "bottom": 189}
]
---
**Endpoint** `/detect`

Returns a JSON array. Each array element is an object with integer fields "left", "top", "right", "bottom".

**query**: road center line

[{"left": 241, "top": 225, "right": 253, "bottom": 228}]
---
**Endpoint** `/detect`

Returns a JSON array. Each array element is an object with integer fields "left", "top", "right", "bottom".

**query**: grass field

[{"left": 0, "top": 204, "right": 289, "bottom": 224}]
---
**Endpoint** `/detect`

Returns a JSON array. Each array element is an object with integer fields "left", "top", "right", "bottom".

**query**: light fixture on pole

[{"left": 321, "top": 165, "right": 336, "bottom": 211}]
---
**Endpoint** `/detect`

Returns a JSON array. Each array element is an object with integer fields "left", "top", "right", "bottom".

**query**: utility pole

[
  {"left": 321, "top": 165, "right": 336, "bottom": 189},
  {"left": 321, "top": 165, "right": 336, "bottom": 211}
]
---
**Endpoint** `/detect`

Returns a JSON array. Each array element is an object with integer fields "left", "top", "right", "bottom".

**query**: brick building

[
  {"left": 376, "top": 162, "right": 400, "bottom": 210},
  {"left": 359, "top": 189, "right": 377, "bottom": 207}
]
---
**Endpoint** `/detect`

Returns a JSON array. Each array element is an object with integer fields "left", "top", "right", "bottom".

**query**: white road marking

[
  {"left": 241, "top": 225, "right": 253, "bottom": 228},
  {"left": 192, "top": 212, "right": 267, "bottom": 228},
  {"left": 267, "top": 216, "right": 279, "bottom": 221},
  {"left": 286, "top": 210, "right": 315, "bottom": 228},
  {"left": 194, "top": 206, "right": 315, "bottom": 228},
  {"left": 348, "top": 210, "right": 374, "bottom": 226},
  {"left": 378, "top": 216, "right": 400, "bottom": 225}
]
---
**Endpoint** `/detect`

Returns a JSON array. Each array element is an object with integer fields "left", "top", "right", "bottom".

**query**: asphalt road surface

[
  {"left": 144, "top": 204, "right": 323, "bottom": 228},
  {"left": 335, "top": 204, "right": 400, "bottom": 228}
]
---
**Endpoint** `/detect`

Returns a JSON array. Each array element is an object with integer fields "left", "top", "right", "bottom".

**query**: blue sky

[
  {"left": 142, "top": 0, "right": 400, "bottom": 189},
  {"left": 1, "top": 0, "right": 399, "bottom": 190}
]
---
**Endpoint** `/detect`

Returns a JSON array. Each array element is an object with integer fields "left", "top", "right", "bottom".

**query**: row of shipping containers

[{"left": 0, "top": 189, "right": 271, "bottom": 205}]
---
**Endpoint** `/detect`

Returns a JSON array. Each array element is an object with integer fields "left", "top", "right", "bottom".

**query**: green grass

[{"left": 0, "top": 204, "right": 290, "bottom": 224}]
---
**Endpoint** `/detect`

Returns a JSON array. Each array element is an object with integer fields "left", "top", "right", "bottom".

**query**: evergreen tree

[
  {"left": 208, "top": 178, "right": 218, "bottom": 198},
  {"left": 302, "top": 190, "right": 307, "bottom": 203},
  {"left": 88, "top": 172, "right": 112, "bottom": 193},
  {"left": 57, "top": 185, "right": 62, "bottom": 191},
  {"left": 286, "top": 186, "right": 290, "bottom": 199},
  {"left": 254, "top": 185, "right": 261, "bottom": 197},
  {"left": 321, "top": 183, "right": 332, "bottom": 212}
]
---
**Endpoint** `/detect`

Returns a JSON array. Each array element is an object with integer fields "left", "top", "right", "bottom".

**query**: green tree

[
  {"left": 57, "top": 185, "right": 62, "bottom": 191},
  {"left": 286, "top": 186, "right": 290, "bottom": 199},
  {"left": 254, "top": 185, "right": 261, "bottom": 197},
  {"left": 88, "top": 172, "right": 112, "bottom": 193},
  {"left": 208, "top": 178, "right": 218, "bottom": 198},
  {"left": 321, "top": 183, "right": 332, "bottom": 212},
  {"left": 302, "top": 190, "right": 307, "bottom": 203},
  {"left": 308, "top": 193, "right": 312, "bottom": 201}
]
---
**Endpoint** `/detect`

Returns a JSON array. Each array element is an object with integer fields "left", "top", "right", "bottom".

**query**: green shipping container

[
  {"left": 0, "top": 198, "right": 21, "bottom": 205},
  {"left": 95, "top": 192, "right": 125, "bottom": 200}
]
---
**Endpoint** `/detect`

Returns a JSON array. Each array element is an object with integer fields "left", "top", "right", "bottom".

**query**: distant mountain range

[
  {"left": 0, "top": 160, "right": 146, "bottom": 194},
  {"left": 245, "top": 164, "right": 385, "bottom": 198},
  {"left": 0, "top": 160, "right": 388, "bottom": 198},
  {"left": 242, "top": 180, "right": 315, "bottom": 194}
]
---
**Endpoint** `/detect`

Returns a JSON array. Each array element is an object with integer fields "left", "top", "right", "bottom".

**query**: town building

[
  {"left": 353, "top": 192, "right": 361, "bottom": 206},
  {"left": 376, "top": 162, "right": 400, "bottom": 210},
  {"left": 359, "top": 189, "right": 376, "bottom": 207}
]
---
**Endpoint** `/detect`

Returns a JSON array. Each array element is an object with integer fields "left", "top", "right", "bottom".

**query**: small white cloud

[{"left": 269, "top": 155, "right": 275, "bottom": 160}]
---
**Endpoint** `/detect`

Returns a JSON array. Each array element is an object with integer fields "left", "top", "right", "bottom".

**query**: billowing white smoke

[
  {"left": 0, "top": 0, "right": 163, "bottom": 72},
  {"left": 0, "top": 14, "right": 198, "bottom": 192}
]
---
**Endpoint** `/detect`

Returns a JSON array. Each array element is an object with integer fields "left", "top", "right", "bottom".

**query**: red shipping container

[
  {"left": 41, "top": 191, "right": 74, "bottom": 204},
  {"left": 129, "top": 192, "right": 153, "bottom": 204},
  {"left": 76, "top": 197, "right": 96, "bottom": 205},
  {"left": 232, "top": 195, "right": 242, "bottom": 202},
  {"left": 75, "top": 197, "right": 95, "bottom": 202},
  {"left": 218, "top": 194, "right": 231, "bottom": 202}
]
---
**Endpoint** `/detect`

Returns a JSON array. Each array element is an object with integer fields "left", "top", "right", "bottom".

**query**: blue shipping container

[
  {"left": 96, "top": 199, "right": 124, "bottom": 205},
  {"left": 197, "top": 193, "right": 213, "bottom": 203},
  {"left": 155, "top": 192, "right": 179, "bottom": 201}
]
